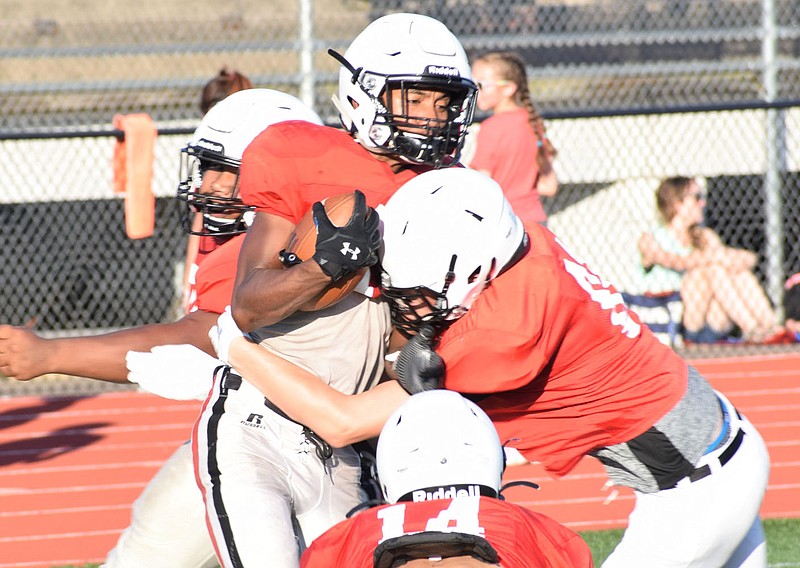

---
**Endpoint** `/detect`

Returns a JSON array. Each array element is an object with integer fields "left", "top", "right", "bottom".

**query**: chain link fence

[{"left": 2, "top": 0, "right": 799, "bottom": 394}]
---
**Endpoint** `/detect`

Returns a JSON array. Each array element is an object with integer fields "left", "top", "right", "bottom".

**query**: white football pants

[
  {"left": 193, "top": 369, "right": 364, "bottom": 568},
  {"left": 103, "top": 440, "right": 219, "bottom": 568},
  {"left": 602, "top": 391, "right": 770, "bottom": 567}
]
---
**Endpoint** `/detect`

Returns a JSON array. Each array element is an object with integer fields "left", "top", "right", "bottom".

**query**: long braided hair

[{"left": 473, "top": 51, "right": 557, "bottom": 173}]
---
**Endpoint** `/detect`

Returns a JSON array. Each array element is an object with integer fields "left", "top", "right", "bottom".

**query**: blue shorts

[{"left": 683, "top": 325, "right": 735, "bottom": 344}]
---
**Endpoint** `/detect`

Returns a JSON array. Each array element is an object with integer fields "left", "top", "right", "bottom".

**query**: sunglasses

[{"left": 477, "top": 80, "right": 510, "bottom": 91}]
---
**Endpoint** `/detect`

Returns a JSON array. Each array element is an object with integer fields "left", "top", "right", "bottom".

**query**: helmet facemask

[
  {"left": 381, "top": 285, "right": 453, "bottom": 339},
  {"left": 379, "top": 76, "right": 475, "bottom": 167},
  {"left": 177, "top": 144, "right": 254, "bottom": 238},
  {"left": 331, "top": 48, "right": 477, "bottom": 168},
  {"left": 381, "top": 253, "right": 479, "bottom": 338},
  {"left": 175, "top": 88, "right": 323, "bottom": 240}
]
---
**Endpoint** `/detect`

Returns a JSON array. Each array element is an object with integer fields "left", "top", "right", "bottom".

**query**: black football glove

[
  {"left": 312, "top": 190, "right": 381, "bottom": 282},
  {"left": 394, "top": 324, "right": 445, "bottom": 394}
]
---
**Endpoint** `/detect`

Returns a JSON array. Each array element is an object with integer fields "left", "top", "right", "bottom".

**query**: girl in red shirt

[{"left": 468, "top": 51, "right": 558, "bottom": 224}]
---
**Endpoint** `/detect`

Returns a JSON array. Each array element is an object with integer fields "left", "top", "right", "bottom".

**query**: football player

[
  {"left": 300, "top": 390, "right": 593, "bottom": 567},
  {"left": 0, "top": 88, "right": 323, "bottom": 568},
  {"left": 188, "top": 12, "right": 478, "bottom": 568},
  {"left": 215, "top": 167, "right": 771, "bottom": 567}
]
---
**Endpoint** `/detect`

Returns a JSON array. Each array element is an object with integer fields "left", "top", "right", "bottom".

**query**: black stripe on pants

[{"left": 207, "top": 367, "right": 244, "bottom": 568}]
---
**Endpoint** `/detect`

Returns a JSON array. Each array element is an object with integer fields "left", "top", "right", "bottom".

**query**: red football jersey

[
  {"left": 187, "top": 122, "right": 428, "bottom": 315},
  {"left": 238, "top": 121, "right": 424, "bottom": 222},
  {"left": 300, "top": 496, "right": 592, "bottom": 568},
  {"left": 438, "top": 223, "right": 688, "bottom": 476},
  {"left": 186, "top": 234, "right": 245, "bottom": 315}
]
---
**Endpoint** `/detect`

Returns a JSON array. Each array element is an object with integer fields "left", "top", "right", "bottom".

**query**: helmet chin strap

[
  {"left": 393, "top": 133, "right": 425, "bottom": 160},
  {"left": 440, "top": 254, "right": 457, "bottom": 298},
  {"left": 330, "top": 93, "right": 353, "bottom": 133},
  {"left": 203, "top": 214, "right": 245, "bottom": 235}
]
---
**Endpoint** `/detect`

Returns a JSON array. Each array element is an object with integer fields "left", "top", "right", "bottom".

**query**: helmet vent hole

[{"left": 465, "top": 208, "right": 484, "bottom": 221}]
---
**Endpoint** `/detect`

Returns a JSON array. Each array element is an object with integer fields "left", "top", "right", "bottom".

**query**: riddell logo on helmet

[
  {"left": 424, "top": 65, "right": 460, "bottom": 77},
  {"left": 195, "top": 138, "right": 225, "bottom": 154},
  {"left": 411, "top": 485, "right": 481, "bottom": 502}
]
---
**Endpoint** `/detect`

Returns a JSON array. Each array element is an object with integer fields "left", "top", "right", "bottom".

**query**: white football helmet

[
  {"left": 377, "top": 390, "right": 505, "bottom": 504},
  {"left": 330, "top": 13, "right": 477, "bottom": 167},
  {"left": 177, "top": 88, "right": 323, "bottom": 237},
  {"left": 379, "top": 168, "right": 526, "bottom": 336}
]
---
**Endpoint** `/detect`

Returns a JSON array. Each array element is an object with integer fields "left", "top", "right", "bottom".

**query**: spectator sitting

[{"left": 638, "top": 176, "right": 785, "bottom": 344}]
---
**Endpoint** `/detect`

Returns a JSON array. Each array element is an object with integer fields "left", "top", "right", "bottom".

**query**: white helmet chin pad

[
  {"left": 377, "top": 390, "right": 505, "bottom": 504},
  {"left": 332, "top": 13, "right": 477, "bottom": 167}
]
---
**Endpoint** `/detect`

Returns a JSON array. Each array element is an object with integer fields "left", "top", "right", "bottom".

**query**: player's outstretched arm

[
  {"left": 231, "top": 212, "right": 333, "bottom": 331},
  {"left": 0, "top": 324, "right": 55, "bottom": 381},
  {"left": 226, "top": 333, "right": 408, "bottom": 447},
  {"left": 0, "top": 310, "right": 217, "bottom": 383}
]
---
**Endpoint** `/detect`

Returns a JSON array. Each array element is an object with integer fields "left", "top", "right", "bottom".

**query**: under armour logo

[{"left": 340, "top": 242, "right": 361, "bottom": 260}]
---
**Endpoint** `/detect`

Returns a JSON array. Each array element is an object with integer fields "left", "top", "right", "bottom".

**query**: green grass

[
  {"left": 761, "top": 518, "right": 800, "bottom": 565},
  {"left": 52, "top": 518, "right": 800, "bottom": 568},
  {"left": 579, "top": 518, "right": 800, "bottom": 566},
  {"left": 579, "top": 527, "right": 626, "bottom": 565}
]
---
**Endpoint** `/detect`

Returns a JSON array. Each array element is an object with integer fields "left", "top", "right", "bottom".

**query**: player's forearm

[
  {"left": 228, "top": 337, "right": 408, "bottom": 446},
  {"left": 231, "top": 261, "right": 331, "bottom": 331},
  {"left": 20, "top": 315, "right": 215, "bottom": 383},
  {"left": 232, "top": 211, "right": 333, "bottom": 330},
  {"left": 0, "top": 325, "right": 129, "bottom": 382},
  {"left": 41, "top": 335, "right": 139, "bottom": 382},
  {"left": 298, "top": 380, "right": 408, "bottom": 447}
]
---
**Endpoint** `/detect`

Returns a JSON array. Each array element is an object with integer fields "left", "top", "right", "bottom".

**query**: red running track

[{"left": 1, "top": 351, "right": 798, "bottom": 567}]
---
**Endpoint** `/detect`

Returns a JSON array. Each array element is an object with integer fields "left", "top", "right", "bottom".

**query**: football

[{"left": 283, "top": 192, "right": 369, "bottom": 311}]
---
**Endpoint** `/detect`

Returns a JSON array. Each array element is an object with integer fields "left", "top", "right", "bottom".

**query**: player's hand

[
  {"left": 0, "top": 324, "right": 51, "bottom": 381},
  {"left": 393, "top": 324, "right": 445, "bottom": 394},
  {"left": 208, "top": 306, "right": 246, "bottom": 364},
  {"left": 312, "top": 189, "right": 380, "bottom": 282},
  {"left": 126, "top": 344, "right": 220, "bottom": 401}
]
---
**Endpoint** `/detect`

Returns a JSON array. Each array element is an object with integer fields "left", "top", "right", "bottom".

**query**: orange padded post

[{"left": 113, "top": 113, "right": 157, "bottom": 239}]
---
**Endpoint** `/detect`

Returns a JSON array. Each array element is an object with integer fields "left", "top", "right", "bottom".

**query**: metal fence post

[
  {"left": 299, "top": 0, "right": 315, "bottom": 109},
  {"left": 762, "top": 0, "right": 786, "bottom": 316}
]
